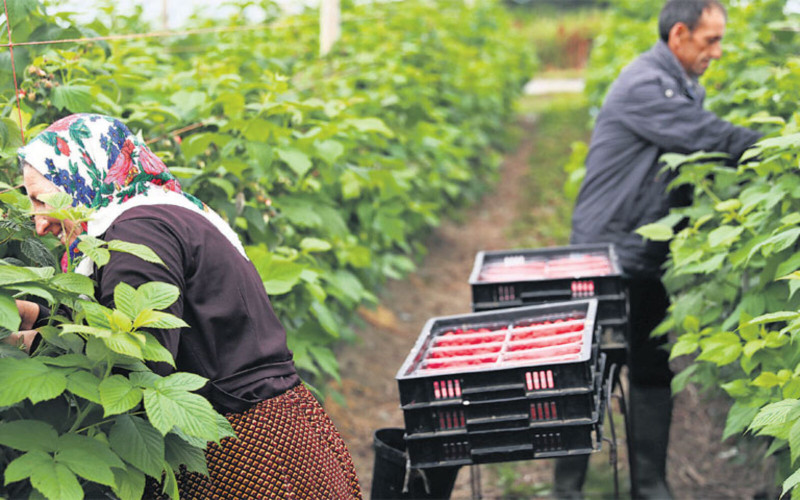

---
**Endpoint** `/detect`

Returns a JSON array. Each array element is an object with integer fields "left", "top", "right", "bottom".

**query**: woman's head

[{"left": 18, "top": 114, "right": 189, "bottom": 213}]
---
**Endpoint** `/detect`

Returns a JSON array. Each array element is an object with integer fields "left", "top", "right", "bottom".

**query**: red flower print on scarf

[
  {"left": 47, "top": 115, "right": 81, "bottom": 133},
  {"left": 163, "top": 179, "right": 182, "bottom": 193},
  {"left": 56, "top": 137, "right": 70, "bottom": 156},
  {"left": 139, "top": 145, "right": 167, "bottom": 175},
  {"left": 106, "top": 139, "right": 138, "bottom": 187}
]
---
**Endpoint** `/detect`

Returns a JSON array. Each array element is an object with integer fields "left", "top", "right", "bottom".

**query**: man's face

[{"left": 672, "top": 6, "right": 726, "bottom": 77}]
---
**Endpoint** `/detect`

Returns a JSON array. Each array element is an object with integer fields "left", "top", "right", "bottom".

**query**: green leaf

[
  {"left": 750, "top": 400, "right": 800, "bottom": 430},
  {"left": 10, "top": 284, "right": 54, "bottom": 304},
  {"left": 137, "top": 282, "right": 180, "bottom": 311},
  {"left": 635, "top": 223, "right": 673, "bottom": 241},
  {"left": 249, "top": 248, "right": 304, "bottom": 295},
  {"left": 299, "top": 237, "right": 332, "bottom": 253},
  {"left": 0, "top": 293, "right": 21, "bottom": 331},
  {"left": 0, "top": 265, "right": 46, "bottom": 286},
  {"left": 722, "top": 402, "right": 759, "bottom": 440},
  {"left": 276, "top": 147, "right": 313, "bottom": 177},
  {"left": 697, "top": 332, "right": 742, "bottom": 366},
  {"left": 107, "top": 240, "right": 164, "bottom": 266},
  {"left": 51, "top": 84, "right": 93, "bottom": 112},
  {"left": 782, "top": 465, "right": 800, "bottom": 497},
  {"left": 0, "top": 357, "right": 67, "bottom": 405},
  {"left": 669, "top": 336, "right": 699, "bottom": 360},
  {"left": 109, "top": 415, "right": 165, "bottom": 478},
  {"left": 345, "top": 117, "right": 394, "bottom": 136},
  {"left": 790, "top": 419, "right": 800, "bottom": 465},
  {"left": 99, "top": 374, "right": 144, "bottom": 416},
  {"left": 112, "top": 467, "right": 146, "bottom": 500},
  {"left": 6, "top": 451, "right": 84, "bottom": 500},
  {"left": 103, "top": 332, "right": 143, "bottom": 358},
  {"left": 56, "top": 433, "right": 124, "bottom": 487},
  {"left": 79, "top": 243, "right": 110, "bottom": 267},
  {"left": 61, "top": 324, "right": 113, "bottom": 338},
  {"left": 752, "top": 372, "right": 783, "bottom": 389},
  {"left": 80, "top": 301, "right": 113, "bottom": 328},
  {"left": 157, "top": 372, "right": 208, "bottom": 392},
  {"left": 315, "top": 139, "right": 345, "bottom": 165},
  {"left": 37, "top": 192, "right": 73, "bottom": 210},
  {"left": 66, "top": 370, "right": 103, "bottom": 404},
  {"left": 114, "top": 282, "right": 140, "bottom": 319},
  {"left": 50, "top": 273, "right": 95, "bottom": 296},
  {"left": 0, "top": 420, "right": 58, "bottom": 452},
  {"left": 141, "top": 333, "right": 176, "bottom": 366},
  {"left": 143, "top": 385, "right": 218, "bottom": 440},
  {"left": 745, "top": 311, "right": 799, "bottom": 326},
  {"left": 164, "top": 433, "right": 208, "bottom": 475},
  {"left": 133, "top": 310, "right": 188, "bottom": 330},
  {"left": 708, "top": 225, "right": 744, "bottom": 248}
]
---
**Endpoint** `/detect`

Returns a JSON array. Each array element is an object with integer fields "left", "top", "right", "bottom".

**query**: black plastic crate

[
  {"left": 397, "top": 301, "right": 600, "bottom": 407},
  {"left": 469, "top": 244, "right": 625, "bottom": 308},
  {"left": 404, "top": 412, "right": 603, "bottom": 468},
  {"left": 401, "top": 353, "right": 605, "bottom": 436}
]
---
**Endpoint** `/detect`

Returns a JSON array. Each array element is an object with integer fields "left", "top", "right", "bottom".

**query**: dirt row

[{"left": 325, "top": 116, "right": 776, "bottom": 499}]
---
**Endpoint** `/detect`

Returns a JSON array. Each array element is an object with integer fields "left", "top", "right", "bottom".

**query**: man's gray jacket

[{"left": 570, "top": 40, "right": 761, "bottom": 278}]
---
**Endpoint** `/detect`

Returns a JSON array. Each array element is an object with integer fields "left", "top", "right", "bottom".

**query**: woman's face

[{"left": 22, "top": 165, "right": 81, "bottom": 247}]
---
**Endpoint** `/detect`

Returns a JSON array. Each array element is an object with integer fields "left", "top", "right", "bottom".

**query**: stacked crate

[
  {"left": 396, "top": 300, "right": 605, "bottom": 468},
  {"left": 468, "top": 243, "right": 628, "bottom": 358}
]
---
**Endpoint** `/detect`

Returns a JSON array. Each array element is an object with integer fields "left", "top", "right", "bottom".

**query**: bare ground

[{"left": 325, "top": 116, "right": 777, "bottom": 499}]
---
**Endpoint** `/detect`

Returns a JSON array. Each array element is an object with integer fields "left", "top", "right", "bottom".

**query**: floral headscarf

[{"left": 18, "top": 114, "right": 247, "bottom": 274}]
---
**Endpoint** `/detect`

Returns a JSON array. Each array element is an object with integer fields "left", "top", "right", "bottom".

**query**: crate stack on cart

[
  {"left": 396, "top": 300, "right": 606, "bottom": 468},
  {"left": 468, "top": 243, "right": 628, "bottom": 362}
]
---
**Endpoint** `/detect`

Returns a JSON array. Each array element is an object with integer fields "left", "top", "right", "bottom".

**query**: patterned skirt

[{"left": 148, "top": 383, "right": 362, "bottom": 499}]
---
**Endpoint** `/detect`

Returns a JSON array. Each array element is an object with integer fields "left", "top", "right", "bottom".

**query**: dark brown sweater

[{"left": 95, "top": 204, "right": 299, "bottom": 414}]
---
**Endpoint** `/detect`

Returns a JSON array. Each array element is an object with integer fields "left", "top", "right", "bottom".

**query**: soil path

[{"left": 325, "top": 115, "right": 775, "bottom": 499}]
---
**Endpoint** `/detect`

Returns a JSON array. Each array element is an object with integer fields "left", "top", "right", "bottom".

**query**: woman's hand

[
  {"left": 2, "top": 330, "right": 39, "bottom": 353},
  {"left": 16, "top": 300, "right": 40, "bottom": 330}
]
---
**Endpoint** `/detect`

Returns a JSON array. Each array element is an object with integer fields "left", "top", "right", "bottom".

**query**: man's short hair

[{"left": 658, "top": 0, "right": 727, "bottom": 42}]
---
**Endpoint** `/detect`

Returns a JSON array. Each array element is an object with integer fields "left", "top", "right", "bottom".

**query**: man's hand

[{"left": 16, "top": 300, "right": 39, "bottom": 330}]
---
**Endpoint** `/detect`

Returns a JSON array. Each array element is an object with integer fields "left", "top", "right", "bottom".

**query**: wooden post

[{"left": 319, "top": 0, "right": 340, "bottom": 56}]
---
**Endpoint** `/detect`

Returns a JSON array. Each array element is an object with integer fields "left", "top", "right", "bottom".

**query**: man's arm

[{"left": 615, "top": 77, "right": 761, "bottom": 159}]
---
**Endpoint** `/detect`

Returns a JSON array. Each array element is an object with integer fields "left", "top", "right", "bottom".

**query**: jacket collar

[{"left": 652, "top": 40, "right": 704, "bottom": 102}]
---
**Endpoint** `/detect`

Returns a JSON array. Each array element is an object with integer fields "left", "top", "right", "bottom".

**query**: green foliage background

[
  {"left": 0, "top": 0, "right": 535, "bottom": 497},
  {"left": 567, "top": 0, "right": 800, "bottom": 494}
]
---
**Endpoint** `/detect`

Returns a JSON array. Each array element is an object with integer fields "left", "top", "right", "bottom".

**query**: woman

[{"left": 13, "top": 113, "right": 362, "bottom": 499}]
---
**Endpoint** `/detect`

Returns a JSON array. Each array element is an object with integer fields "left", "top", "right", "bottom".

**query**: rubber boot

[
  {"left": 552, "top": 454, "right": 589, "bottom": 499},
  {"left": 629, "top": 385, "right": 673, "bottom": 500}
]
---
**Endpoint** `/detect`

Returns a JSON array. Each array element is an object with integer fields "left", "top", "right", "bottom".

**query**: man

[{"left": 554, "top": 1, "right": 761, "bottom": 498}]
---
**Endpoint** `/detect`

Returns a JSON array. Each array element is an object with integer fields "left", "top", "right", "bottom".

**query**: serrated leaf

[
  {"left": 0, "top": 357, "right": 67, "bottom": 405},
  {"left": 36, "top": 192, "right": 73, "bottom": 210},
  {"left": 697, "top": 332, "right": 742, "bottom": 366},
  {"left": 109, "top": 415, "right": 165, "bottom": 478},
  {"left": 345, "top": 117, "right": 394, "bottom": 136},
  {"left": 791, "top": 419, "right": 800, "bottom": 465},
  {"left": 56, "top": 433, "right": 123, "bottom": 487},
  {"left": 0, "top": 265, "right": 45, "bottom": 286},
  {"left": 164, "top": 433, "right": 208, "bottom": 475},
  {"left": 783, "top": 466, "right": 800, "bottom": 497},
  {"left": 50, "top": 273, "right": 95, "bottom": 296},
  {"left": 51, "top": 84, "right": 93, "bottom": 112},
  {"left": 113, "top": 467, "right": 146, "bottom": 500},
  {"left": 136, "top": 282, "right": 180, "bottom": 311},
  {"left": 99, "top": 374, "right": 143, "bottom": 416},
  {"left": 66, "top": 370, "right": 103, "bottom": 404},
  {"left": 751, "top": 400, "right": 800, "bottom": 430},
  {"left": 133, "top": 310, "right": 188, "bottom": 330},
  {"left": 299, "top": 237, "right": 332, "bottom": 253},
  {"left": 79, "top": 243, "right": 110, "bottom": 267},
  {"left": 0, "top": 420, "right": 58, "bottom": 452},
  {"left": 752, "top": 372, "right": 783, "bottom": 389},
  {"left": 80, "top": 301, "right": 113, "bottom": 328},
  {"left": 20, "top": 238, "right": 57, "bottom": 268},
  {"left": 143, "top": 386, "right": 218, "bottom": 440},
  {"left": 0, "top": 293, "right": 21, "bottom": 331},
  {"left": 745, "top": 311, "right": 799, "bottom": 326},
  {"left": 107, "top": 240, "right": 164, "bottom": 266},
  {"left": 61, "top": 324, "right": 112, "bottom": 337},
  {"left": 114, "top": 282, "right": 140, "bottom": 319},
  {"left": 635, "top": 223, "right": 673, "bottom": 241},
  {"left": 141, "top": 333, "right": 176, "bottom": 366},
  {"left": 276, "top": 147, "right": 313, "bottom": 177},
  {"left": 10, "top": 284, "right": 54, "bottom": 303},
  {"left": 708, "top": 225, "right": 744, "bottom": 248},
  {"left": 156, "top": 372, "right": 208, "bottom": 392},
  {"left": 669, "top": 337, "right": 699, "bottom": 360},
  {"left": 314, "top": 139, "right": 344, "bottom": 165},
  {"left": 5, "top": 451, "right": 83, "bottom": 499},
  {"left": 723, "top": 402, "right": 759, "bottom": 440}
]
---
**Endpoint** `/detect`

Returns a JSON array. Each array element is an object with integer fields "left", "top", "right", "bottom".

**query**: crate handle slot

[{"left": 525, "top": 369, "right": 555, "bottom": 391}]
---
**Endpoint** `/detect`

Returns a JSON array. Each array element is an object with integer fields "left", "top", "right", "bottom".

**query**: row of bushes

[
  {"left": 565, "top": 0, "right": 800, "bottom": 494},
  {"left": 0, "top": 0, "right": 536, "bottom": 498}
]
